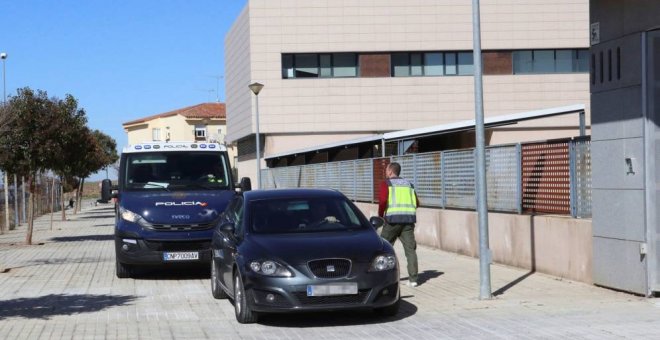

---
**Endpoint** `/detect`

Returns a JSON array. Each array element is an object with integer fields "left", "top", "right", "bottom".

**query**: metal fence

[
  {"left": 0, "top": 174, "right": 63, "bottom": 232},
  {"left": 261, "top": 138, "right": 592, "bottom": 218}
]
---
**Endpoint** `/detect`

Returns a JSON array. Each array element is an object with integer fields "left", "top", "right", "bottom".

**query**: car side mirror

[
  {"left": 220, "top": 221, "right": 236, "bottom": 234},
  {"left": 369, "top": 216, "right": 385, "bottom": 229},
  {"left": 111, "top": 189, "right": 119, "bottom": 199},
  {"left": 237, "top": 177, "right": 252, "bottom": 192}
]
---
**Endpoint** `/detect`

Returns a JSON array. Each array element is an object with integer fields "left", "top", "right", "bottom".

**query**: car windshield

[
  {"left": 123, "top": 152, "right": 230, "bottom": 191},
  {"left": 249, "top": 197, "right": 369, "bottom": 234}
]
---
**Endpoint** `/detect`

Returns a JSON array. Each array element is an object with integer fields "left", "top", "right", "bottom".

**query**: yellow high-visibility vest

[{"left": 385, "top": 178, "right": 417, "bottom": 224}]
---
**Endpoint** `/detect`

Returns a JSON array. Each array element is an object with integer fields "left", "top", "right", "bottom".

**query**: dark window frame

[{"left": 282, "top": 53, "right": 358, "bottom": 79}]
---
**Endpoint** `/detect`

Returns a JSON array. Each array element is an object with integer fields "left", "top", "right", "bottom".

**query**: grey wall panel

[
  {"left": 593, "top": 236, "right": 648, "bottom": 295},
  {"left": 591, "top": 138, "right": 645, "bottom": 190},
  {"left": 592, "top": 188, "right": 646, "bottom": 241},
  {"left": 591, "top": 87, "right": 643, "bottom": 141}
]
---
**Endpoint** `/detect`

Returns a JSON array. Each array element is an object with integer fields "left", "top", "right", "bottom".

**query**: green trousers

[{"left": 380, "top": 223, "right": 418, "bottom": 283}]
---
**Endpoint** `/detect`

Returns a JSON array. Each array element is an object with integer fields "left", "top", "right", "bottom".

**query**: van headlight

[
  {"left": 120, "top": 207, "right": 143, "bottom": 223},
  {"left": 369, "top": 254, "right": 397, "bottom": 271}
]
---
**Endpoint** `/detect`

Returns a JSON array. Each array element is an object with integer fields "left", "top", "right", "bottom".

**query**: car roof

[{"left": 243, "top": 188, "right": 345, "bottom": 200}]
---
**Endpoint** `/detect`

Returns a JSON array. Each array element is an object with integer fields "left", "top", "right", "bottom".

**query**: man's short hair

[{"left": 388, "top": 162, "right": 401, "bottom": 176}]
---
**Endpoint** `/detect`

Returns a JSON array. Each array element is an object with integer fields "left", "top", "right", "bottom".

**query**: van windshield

[{"left": 122, "top": 152, "right": 230, "bottom": 191}]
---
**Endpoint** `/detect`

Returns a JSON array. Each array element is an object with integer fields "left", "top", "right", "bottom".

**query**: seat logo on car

[
  {"left": 155, "top": 201, "right": 208, "bottom": 207},
  {"left": 326, "top": 265, "right": 335, "bottom": 272}
]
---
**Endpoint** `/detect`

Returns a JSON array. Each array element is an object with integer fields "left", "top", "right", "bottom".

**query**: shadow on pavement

[
  {"left": 131, "top": 265, "right": 210, "bottom": 280},
  {"left": 49, "top": 234, "right": 114, "bottom": 242},
  {"left": 258, "top": 299, "right": 417, "bottom": 327},
  {"left": 401, "top": 270, "right": 444, "bottom": 286},
  {"left": 0, "top": 294, "right": 137, "bottom": 320},
  {"left": 77, "top": 214, "right": 116, "bottom": 219},
  {"left": 493, "top": 271, "right": 535, "bottom": 297},
  {"left": 92, "top": 224, "right": 115, "bottom": 227}
]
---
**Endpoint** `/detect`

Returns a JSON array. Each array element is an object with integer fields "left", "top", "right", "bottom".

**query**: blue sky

[{"left": 0, "top": 0, "right": 247, "bottom": 180}]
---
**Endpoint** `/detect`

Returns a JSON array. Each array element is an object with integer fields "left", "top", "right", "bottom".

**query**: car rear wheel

[
  {"left": 233, "top": 272, "right": 258, "bottom": 324},
  {"left": 375, "top": 298, "right": 400, "bottom": 317},
  {"left": 211, "top": 258, "right": 228, "bottom": 299},
  {"left": 116, "top": 259, "right": 132, "bottom": 279}
]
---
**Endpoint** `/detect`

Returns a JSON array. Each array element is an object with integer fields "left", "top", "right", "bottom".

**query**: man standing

[{"left": 378, "top": 162, "right": 420, "bottom": 287}]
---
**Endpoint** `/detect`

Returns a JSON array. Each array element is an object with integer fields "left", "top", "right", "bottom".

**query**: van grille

[{"left": 145, "top": 223, "right": 215, "bottom": 231}]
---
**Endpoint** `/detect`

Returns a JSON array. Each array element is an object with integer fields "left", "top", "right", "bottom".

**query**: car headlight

[
  {"left": 120, "top": 207, "right": 143, "bottom": 223},
  {"left": 370, "top": 254, "right": 397, "bottom": 271},
  {"left": 249, "top": 260, "right": 293, "bottom": 277}
]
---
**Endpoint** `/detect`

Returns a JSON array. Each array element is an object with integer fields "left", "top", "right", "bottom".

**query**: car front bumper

[{"left": 241, "top": 266, "right": 400, "bottom": 313}]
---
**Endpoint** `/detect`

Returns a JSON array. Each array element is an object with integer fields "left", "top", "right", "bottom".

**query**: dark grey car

[{"left": 210, "top": 188, "right": 400, "bottom": 323}]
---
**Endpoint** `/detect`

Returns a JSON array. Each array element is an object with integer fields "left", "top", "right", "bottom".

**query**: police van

[{"left": 114, "top": 141, "right": 250, "bottom": 278}]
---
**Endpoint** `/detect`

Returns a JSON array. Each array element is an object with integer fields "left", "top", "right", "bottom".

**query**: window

[
  {"left": 444, "top": 53, "right": 457, "bottom": 75},
  {"left": 195, "top": 125, "right": 206, "bottom": 139},
  {"left": 282, "top": 53, "right": 357, "bottom": 79},
  {"left": 294, "top": 54, "right": 318, "bottom": 78},
  {"left": 410, "top": 53, "right": 423, "bottom": 76},
  {"left": 513, "top": 49, "right": 590, "bottom": 74},
  {"left": 391, "top": 53, "right": 410, "bottom": 77},
  {"left": 391, "top": 51, "right": 472, "bottom": 77},
  {"left": 332, "top": 53, "right": 358, "bottom": 77},
  {"left": 282, "top": 54, "right": 294, "bottom": 78},
  {"left": 458, "top": 52, "right": 473, "bottom": 75},
  {"left": 424, "top": 53, "right": 443, "bottom": 76},
  {"left": 152, "top": 128, "right": 161, "bottom": 141}
]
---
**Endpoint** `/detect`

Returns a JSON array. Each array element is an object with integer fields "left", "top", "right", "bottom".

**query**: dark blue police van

[{"left": 114, "top": 141, "right": 249, "bottom": 278}]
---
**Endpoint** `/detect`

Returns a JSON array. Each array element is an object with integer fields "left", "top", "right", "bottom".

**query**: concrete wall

[{"left": 355, "top": 202, "right": 593, "bottom": 284}]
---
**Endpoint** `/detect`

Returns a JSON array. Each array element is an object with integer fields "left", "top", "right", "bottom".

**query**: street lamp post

[
  {"left": 1, "top": 52, "right": 9, "bottom": 232},
  {"left": 248, "top": 82, "right": 264, "bottom": 190}
]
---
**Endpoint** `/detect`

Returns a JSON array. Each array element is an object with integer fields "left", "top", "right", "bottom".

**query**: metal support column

[
  {"left": 579, "top": 111, "right": 586, "bottom": 137},
  {"left": 472, "top": 0, "right": 492, "bottom": 299}
]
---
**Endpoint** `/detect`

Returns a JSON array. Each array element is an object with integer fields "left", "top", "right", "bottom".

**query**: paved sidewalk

[{"left": 1, "top": 203, "right": 659, "bottom": 339}]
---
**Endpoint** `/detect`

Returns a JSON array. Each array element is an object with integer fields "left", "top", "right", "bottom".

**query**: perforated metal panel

[
  {"left": 339, "top": 161, "right": 356, "bottom": 200},
  {"left": 355, "top": 159, "right": 373, "bottom": 202},
  {"left": 574, "top": 139, "right": 592, "bottom": 218},
  {"left": 412, "top": 152, "right": 442, "bottom": 207},
  {"left": 325, "top": 162, "right": 341, "bottom": 191},
  {"left": 522, "top": 140, "right": 571, "bottom": 214},
  {"left": 443, "top": 149, "right": 476, "bottom": 209},
  {"left": 486, "top": 146, "right": 520, "bottom": 212}
]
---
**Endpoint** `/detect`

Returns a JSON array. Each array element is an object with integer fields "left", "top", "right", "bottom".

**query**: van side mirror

[
  {"left": 219, "top": 221, "right": 236, "bottom": 234},
  {"left": 238, "top": 177, "right": 252, "bottom": 192},
  {"left": 369, "top": 216, "right": 385, "bottom": 229}
]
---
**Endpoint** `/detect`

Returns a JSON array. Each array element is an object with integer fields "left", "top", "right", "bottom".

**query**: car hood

[
  {"left": 119, "top": 190, "right": 234, "bottom": 224},
  {"left": 247, "top": 229, "right": 388, "bottom": 264}
]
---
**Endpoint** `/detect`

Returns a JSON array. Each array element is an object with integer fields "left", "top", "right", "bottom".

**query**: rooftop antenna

[{"left": 207, "top": 75, "right": 224, "bottom": 102}]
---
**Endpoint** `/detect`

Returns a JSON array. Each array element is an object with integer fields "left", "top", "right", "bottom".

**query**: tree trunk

[
  {"left": 60, "top": 178, "right": 66, "bottom": 221},
  {"left": 50, "top": 178, "right": 55, "bottom": 231},
  {"left": 25, "top": 175, "right": 34, "bottom": 245},
  {"left": 75, "top": 178, "right": 85, "bottom": 214}
]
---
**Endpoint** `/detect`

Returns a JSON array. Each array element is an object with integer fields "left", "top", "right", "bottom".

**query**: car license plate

[
  {"left": 307, "top": 282, "right": 358, "bottom": 296},
  {"left": 163, "top": 251, "right": 199, "bottom": 261}
]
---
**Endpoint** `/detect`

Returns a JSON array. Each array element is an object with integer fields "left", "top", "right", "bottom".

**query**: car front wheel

[{"left": 233, "top": 272, "right": 258, "bottom": 324}]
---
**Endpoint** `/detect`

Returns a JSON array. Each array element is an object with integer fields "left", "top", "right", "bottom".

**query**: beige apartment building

[
  {"left": 225, "top": 0, "right": 590, "bottom": 181},
  {"left": 122, "top": 103, "right": 237, "bottom": 164}
]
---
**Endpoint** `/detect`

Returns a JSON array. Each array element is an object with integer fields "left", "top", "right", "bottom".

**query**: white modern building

[{"left": 225, "top": 0, "right": 590, "bottom": 182}]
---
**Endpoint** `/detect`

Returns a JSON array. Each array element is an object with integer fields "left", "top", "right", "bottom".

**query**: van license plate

[
  {"left": 307, "top": 282, "right": 358, "bottom": 296},
  {"left": 163, "top": 252, "right": 199, "bottom": 261}
]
